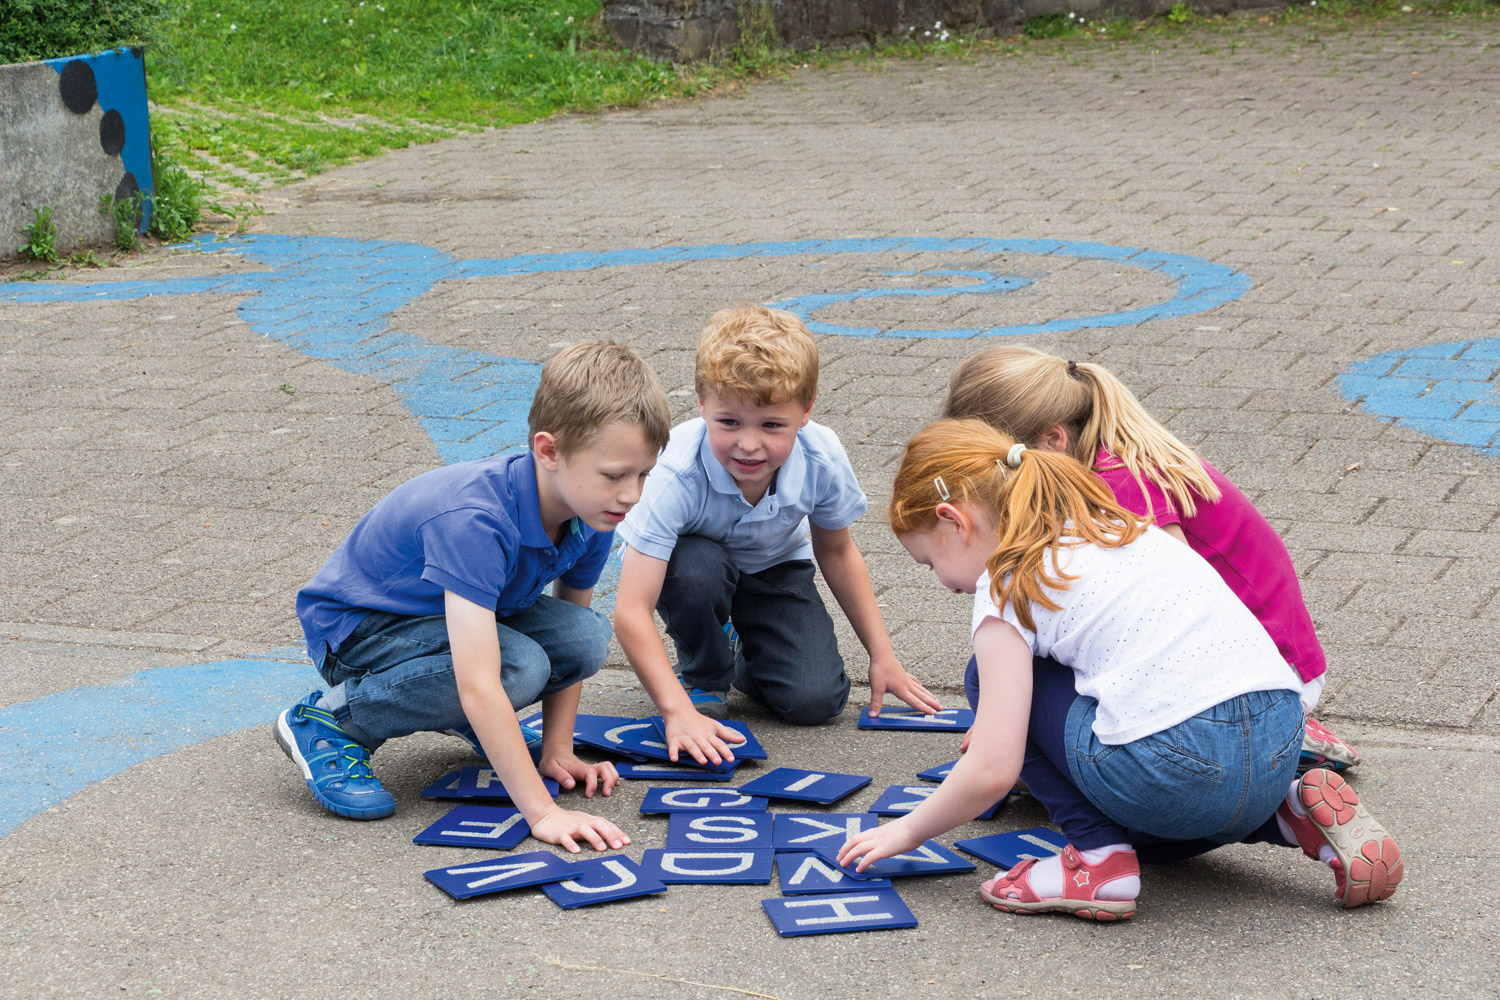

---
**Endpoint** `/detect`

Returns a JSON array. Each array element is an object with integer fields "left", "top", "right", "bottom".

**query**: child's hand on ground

[
  {"left": 662, "top": 708, "right": 744, "bottom": 766},
  {"left": 528, "top": 803, "right": 631, "bottom": 853},
  {"left": 959, "top": 726, "right": 972, "bottom": 754},
  {"left": 867, "top": 653, "right": 942, "bottom": 716},
  {"left": 836, "top": 817, "right": 924, "bottom": 873},
  {"left": 539, "top": 752, "right": 618, "bottom": 798}
]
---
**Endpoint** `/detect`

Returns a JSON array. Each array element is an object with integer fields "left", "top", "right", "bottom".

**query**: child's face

[
  {"left": 898, "top": 506, "right": 994, "bottom": 595},
  {"left": 550, "top": 422, "right": 661, "bottom": 533},
  {"left": 698, "top": 391, "right": 813, "bottom": 499}
]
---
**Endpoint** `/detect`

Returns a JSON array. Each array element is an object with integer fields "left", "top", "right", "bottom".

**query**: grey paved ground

[{"left": 3, "top": 12, "right": 1499, "bottom": 999}]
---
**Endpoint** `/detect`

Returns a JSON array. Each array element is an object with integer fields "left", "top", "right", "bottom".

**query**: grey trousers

[{"left": 657, "top": 535, "right": 849, "bottom": 725}]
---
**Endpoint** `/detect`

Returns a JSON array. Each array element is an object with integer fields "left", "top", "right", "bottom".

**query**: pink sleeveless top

[{"left": 1093, "top": 448, "right": 1326, "bottom": 683}]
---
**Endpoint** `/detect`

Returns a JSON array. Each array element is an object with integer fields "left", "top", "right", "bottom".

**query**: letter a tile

[{"left": 424, "top": 850, "right": 573, "bottom": 900}]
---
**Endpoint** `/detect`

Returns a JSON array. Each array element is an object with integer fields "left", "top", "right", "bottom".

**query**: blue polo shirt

[
  {"left": 296, "top": 451, "right": 612, "bottom": 663},
  {"left": 617, "top": 418, "right": 868, "bottom": 574}
]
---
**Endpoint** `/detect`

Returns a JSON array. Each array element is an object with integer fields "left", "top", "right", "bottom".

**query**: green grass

[
  {"left": 149, "top": 0, "right": 757, "bottom": 197},
  {"left": 144, "top": 0, "right": 1496, "bottom": 204}
]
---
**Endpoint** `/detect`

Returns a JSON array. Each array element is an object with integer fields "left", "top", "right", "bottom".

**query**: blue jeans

[
  {"left": 319, "top": 595, "right": 611, "bottom": 749},
  {"left": 967, "top": 655, "right": 1301, "bottom": 860}
]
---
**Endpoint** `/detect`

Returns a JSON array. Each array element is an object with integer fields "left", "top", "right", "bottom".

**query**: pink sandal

[
  {"left": 978, "top": 845, "right": 1138, "bottom": 921},
  {"left": 1279, "top": 768, "right": 1402, "bottom": 908},
  {"left": 1300, "top": 716, "right": 1362, "bottom": 773}
]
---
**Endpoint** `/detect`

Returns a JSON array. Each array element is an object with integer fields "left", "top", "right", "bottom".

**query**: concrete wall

[
  {"left": 1, "top": 47, "right": 154, "bottom": 259},
  {"left": 605, "top": 0, "right": 1260, "bottom": 61}
]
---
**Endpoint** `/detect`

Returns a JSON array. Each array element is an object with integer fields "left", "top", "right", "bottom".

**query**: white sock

[
  {"left": 1022, "top": 844, "right": 1139, "bottom": 901},
  {"left": 1282, "top": 780, "right": 1338, "bottom": 866},
  {"left": 316, "top": 684, "right": 348, "bottom": 714}
]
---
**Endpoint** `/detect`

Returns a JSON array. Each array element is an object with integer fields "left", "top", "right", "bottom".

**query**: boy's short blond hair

[
  {"left": 694, "top": 305, "right": 819, "bottom": 407},
  {"left": 528, "top": 341, "right": 671, "bottom": 456}
]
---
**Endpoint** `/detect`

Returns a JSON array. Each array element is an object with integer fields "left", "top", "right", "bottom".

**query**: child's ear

[
  {"left": 1039, "top": 424, "right": 1070, "bottom": 454},
  {"left": 798, "top": 400, "right": 815, "bottom": 428},
  {"left": 532, "top": 430, "right": 561, "bottom": 471},
  {"left": 934, "top": 502, "right": 965, "bottom": 530}
]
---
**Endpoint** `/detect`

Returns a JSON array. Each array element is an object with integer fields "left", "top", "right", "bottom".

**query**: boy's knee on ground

[{"left": 756, "top": 674, "right": 850, "bottom": 726}]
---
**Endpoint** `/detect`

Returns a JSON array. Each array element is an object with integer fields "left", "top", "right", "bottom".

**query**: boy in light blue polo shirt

[
  {"left": 614, "top": 305, "right": 942, "bottom": 766},
  {"left": 275, "top": 342, "right": 669, "bottom": 855}
]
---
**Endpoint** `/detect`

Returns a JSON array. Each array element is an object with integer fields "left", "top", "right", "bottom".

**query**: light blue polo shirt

[
  {"left": 618, "top": 418, "right": 868, "bottom": 574},
  {"left": 296, "top": 451, "right": 613, "bottom": 663}
]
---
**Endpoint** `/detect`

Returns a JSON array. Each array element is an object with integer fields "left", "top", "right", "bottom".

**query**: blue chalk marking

[
  {"left": 1338, "top": 339, "right": 1500, "bottom": 457},
  {"left": 0, "top": 656, "right": 319, "bottom": 839},
  {"left": 1, "top": 234, "right": 1250, "bottom": 839}
]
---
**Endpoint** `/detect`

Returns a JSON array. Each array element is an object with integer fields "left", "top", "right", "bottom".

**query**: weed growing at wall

[
  {"left": 99, "top": 193, "right": 144, "bottom": 252},
  {"left": 18, "top": 207, "right": 59, "bottom": 263},
  {"left": 145, "top": 147, "right": 205, "bottom": 243},
  {"left": 735, "top": 0, "right": 782, "bottom": 62}
]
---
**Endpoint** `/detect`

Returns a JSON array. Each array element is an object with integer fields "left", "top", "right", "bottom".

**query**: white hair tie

[{"left": 1006, "top": 443, "right": 1027, "bottom": 468}]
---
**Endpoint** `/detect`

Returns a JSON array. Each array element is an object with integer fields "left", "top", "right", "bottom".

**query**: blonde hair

[
  {"left": 528, "top": 341, "right": 671, "bottom": 456},
  {"left": 890, "top": 419, "right": 1147, "bottom": 634},
  {"left": 943, "top": 344, "right": 1220, "bottom": 518},
  {"left": 695, "top": 304, "right": 818, "bottom": 407}
]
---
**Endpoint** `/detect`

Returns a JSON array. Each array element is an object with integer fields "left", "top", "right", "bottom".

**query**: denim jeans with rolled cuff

[
  {"left": 318, "top": 594, "right": 611, "bottom": 750},
  {"left": 966, "top": 654, "right": 1301, "bottom": 861}
]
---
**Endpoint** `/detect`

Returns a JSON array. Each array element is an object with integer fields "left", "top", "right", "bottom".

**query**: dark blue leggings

[{"left": 965, "top": 655, "right": 1290, "bottom": 862}]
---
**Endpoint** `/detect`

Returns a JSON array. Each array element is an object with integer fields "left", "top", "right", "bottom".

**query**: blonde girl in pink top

[{"left": 943, "top": 343, "right": 1359, "bottom": 771}]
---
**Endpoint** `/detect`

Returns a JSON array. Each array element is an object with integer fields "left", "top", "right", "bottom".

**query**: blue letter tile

[
  {"left": 640, "top": 849, "right": 774, "bottom": 884},
  {"left": 412, "top": 805, "right": 531, "bottom": 850},
  {"left": 424, "top": 850, "right": 573, "bottom": 899},
  {"left": 735, "top": 767, "right": 871, "bottom": 804},
  {"left": 762, "top": 889, "right": 917, "bottom": 936},
  {"left": 776, "top": 852, "right": 891, "bottom": 894},
  {"left": 540, "top": 856, "right": 669, "bottom": 909},
  {"left": 666, "top": 812, "right": 774, "bottom": 849}
]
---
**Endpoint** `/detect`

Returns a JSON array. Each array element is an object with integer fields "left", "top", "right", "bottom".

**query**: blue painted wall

[{"left": 43, "top": 46, "right": 155, "bottom": 230}]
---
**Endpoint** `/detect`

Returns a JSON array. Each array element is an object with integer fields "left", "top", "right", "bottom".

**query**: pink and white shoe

[
  {"left": 1299, "top": 716, "right": 1362, "bottom": 773},
  {"left": 1279, "top": 769, "right": 1402, "bottom": 908},
  {"left": 978, "top": 845, "right": 1138, "bottom": 921}
]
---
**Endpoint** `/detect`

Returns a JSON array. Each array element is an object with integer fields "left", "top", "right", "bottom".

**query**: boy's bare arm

[
  {"left": 444, "top": 591, "right": 628, "bottom": 852},
  {"left": 613, "top": 545, "right": 744, "bottom": 764},
  {"left": 810, "top": 524, "right": 942, "bottom": 716},
  {"left": 538, "top": 681, "right": 618, "bottom": 797},
  {"left": 552, "top": 581, "right": 594, "bottom": 607}
]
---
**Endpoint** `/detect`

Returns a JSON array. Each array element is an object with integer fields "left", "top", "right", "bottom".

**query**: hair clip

[
  {"left": 1006, "top": 443, "right": 1027, "bottom": 468},
  {"left": 934, "top": 476, "right": 951, "bottom": 501},
  {"left": 1066, "top": 360, "right": 1079, "bottom": 375}
]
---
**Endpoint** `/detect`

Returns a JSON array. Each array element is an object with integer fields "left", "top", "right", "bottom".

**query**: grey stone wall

[
  {"left": 605, "top": 0, "right": 1262, "bottom": 61},
  {"left": 1, "top": 48, "right": 153, "bottom": 259}
]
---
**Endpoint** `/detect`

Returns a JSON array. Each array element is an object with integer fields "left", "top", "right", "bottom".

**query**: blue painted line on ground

[
  {"left": 0, "top": 233, "right": 1251, "bottom": 837},
  {"left": 0, "top": 658, "right": 320, "bottom": 840},
  {"left": 1338, "top": 338, "right": 1500, "bottom": 458}
]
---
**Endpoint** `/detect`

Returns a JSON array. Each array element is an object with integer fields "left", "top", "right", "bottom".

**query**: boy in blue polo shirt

[
  {"left": 614, "top": 305, "right": 942, "bottom": 766},
  {"left": 277, "top": 342, "right": 669, "bottom": 853}
]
